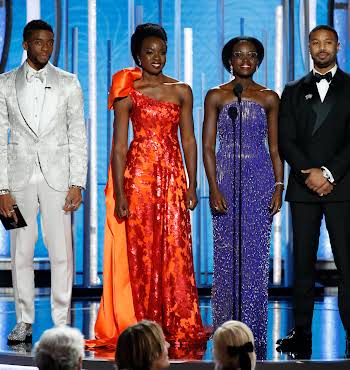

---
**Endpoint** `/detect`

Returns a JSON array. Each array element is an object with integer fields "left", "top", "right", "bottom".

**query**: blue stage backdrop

[{"left": 0, "top": 0, "right": 347, "bottom": 286}]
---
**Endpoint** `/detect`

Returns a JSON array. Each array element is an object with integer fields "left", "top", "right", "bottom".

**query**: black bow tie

[{"left": 314, "top": 71, "right": 333, "bottom": 83}]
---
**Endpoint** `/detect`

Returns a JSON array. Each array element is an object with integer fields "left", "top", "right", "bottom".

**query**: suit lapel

[
  {"left": 38, "top": 62, "right": 59, "bottom": 136},
  {"left": 301, "top": 72, "right": 319, "bottom": 136},
  {"left": 312, "top": 70, "right": 344, "bottom": 135},
  {"left": 15, "top": 63, "right": 38, "bottom": 136},
  {"left": 304, "top": 68, "right": 343, "bottom": 136}
]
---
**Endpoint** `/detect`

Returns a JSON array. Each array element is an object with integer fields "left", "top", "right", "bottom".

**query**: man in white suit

[{"left": 0, "top": 20, "right": 87, "bottom": 343}]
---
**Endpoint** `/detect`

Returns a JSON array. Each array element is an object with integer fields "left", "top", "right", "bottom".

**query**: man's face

[
  {"left": 309, "top": 29, "right": 339, "bottom": 70},
  {"left": 22, "top": 29, "right": 54, "bottom": 70}
]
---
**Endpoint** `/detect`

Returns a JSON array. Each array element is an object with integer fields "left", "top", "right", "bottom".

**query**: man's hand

[
  {"left": 63, "top": 188, "right": 83, "bottom": 212},
  {"left": 0, "top": 193, "right": 17, "bottom": 222},
  {"left": 302, "top": 168, "right": 327, "bottom": 192},
  {"left": 315, "top": 181, "right": 334, "bottom": 197}
]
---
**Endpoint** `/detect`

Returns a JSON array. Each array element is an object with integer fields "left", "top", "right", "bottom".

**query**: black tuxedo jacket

[{"left": 279, "top": 68, "right": 350, "bottom": 202}]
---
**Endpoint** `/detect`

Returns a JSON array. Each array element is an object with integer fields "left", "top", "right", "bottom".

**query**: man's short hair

[
  {"left": 34, "top": 326, "right": 84, "bottom": 370},
  {"left": 23, "top": 20, "right": 53, "bottom": 41},
  {"left": 309, "top": 25, "right": 338, "bottom": 42}
]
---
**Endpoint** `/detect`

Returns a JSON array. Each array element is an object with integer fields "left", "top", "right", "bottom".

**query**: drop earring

[
  {"left": 230, "top": 64, "right": 234, "bottom": 76},
  {"left": 138, "top": 58, "right": 142, "bottom": 66}
]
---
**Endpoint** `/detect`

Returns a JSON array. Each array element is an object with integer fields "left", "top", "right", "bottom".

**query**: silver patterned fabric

[{"left": 0, "top": 62, "right": 87, "bottom": 191}]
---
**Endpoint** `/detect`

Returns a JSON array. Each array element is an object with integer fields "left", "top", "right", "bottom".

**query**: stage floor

[{"left": 0, "top": 291, "right": 348, "bottom": 362}]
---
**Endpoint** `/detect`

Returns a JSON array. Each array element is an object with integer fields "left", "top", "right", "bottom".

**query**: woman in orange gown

[{"left": 86, "top": 23, "right": 205, "bottom": 350}]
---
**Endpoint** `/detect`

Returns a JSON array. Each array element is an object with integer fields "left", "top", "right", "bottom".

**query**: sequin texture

[
  {"left": 212, "top": 101, "right": 274, "bottom": 360},
  {"left": 124, "top": 88, "right": 205, "bottom": 342}
]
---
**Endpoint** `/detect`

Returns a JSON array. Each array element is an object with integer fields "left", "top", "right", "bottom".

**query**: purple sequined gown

[{"left": 212, "top": 101, "right": 274, "bottom": 359}]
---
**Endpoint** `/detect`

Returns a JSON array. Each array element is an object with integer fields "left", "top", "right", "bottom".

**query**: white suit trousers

[{"left": 10, "top": 164, "right": 73, "bottom": 325}]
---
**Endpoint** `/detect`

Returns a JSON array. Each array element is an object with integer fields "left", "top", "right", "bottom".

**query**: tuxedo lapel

[
  {"left": 301, "top": 72, "right": 318, "bottom": 136},
  {"left": 15, "top": 64, "right": 38, "bottom": 136},
  {"left": 304, "top": 68, "right": 343, "bottom": 136},
  {"left": 38, "top": 63, "right": 59, "bottom": 136},
  {"left": 311, "top": 71, "right": 343, "bottom": 135}
]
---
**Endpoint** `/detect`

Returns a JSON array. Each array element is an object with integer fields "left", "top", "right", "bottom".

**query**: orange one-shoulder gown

[{"left": 86, "top": 68, "right": 206, "bottom": 350}]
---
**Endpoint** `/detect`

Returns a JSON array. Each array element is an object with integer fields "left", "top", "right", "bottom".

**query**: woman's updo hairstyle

[{"left": 131, "top": 23, "right": 168, "bottom": 67}]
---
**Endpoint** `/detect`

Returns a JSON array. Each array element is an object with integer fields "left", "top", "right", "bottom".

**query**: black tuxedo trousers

[{"left": 291, "top": 201, "right": 350, "bottom": 330}]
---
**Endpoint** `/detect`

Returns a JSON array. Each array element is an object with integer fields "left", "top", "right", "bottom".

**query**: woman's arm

[
  {"left": 178, "top": 84, "right": 198, "bottom": 210},
  {"left": 111, "top": 96, "right": 132, "bottom": 218},
  {"left": 202, "top": 89, "right": 227, "bottom": 213},
  {"left": 266, "top": 91, "right": 284, "bottom": 215}
]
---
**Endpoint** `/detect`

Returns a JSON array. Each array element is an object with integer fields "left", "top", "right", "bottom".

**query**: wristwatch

[{"left": 0, "top": 189, "right": 10, "bottom": 195}]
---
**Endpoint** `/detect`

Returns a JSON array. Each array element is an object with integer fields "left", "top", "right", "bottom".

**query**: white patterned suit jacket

[{"left": 0, "top": 62, "right": 87, "bottom": 191}]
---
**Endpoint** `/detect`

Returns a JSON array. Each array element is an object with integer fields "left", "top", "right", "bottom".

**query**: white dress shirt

[
  {"left": 312, "top": 64, "right": 337, "bottom": 183},
  {"left": 313, "top": 64, "right": 337, "bottom": 103},
  {"left": 23, "top": 61, "right": 47, "bottom": 134},
  {"left": 23, "top": 61, "right": 48, "bottom": 182}
]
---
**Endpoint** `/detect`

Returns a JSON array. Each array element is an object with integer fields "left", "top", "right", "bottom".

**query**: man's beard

[{"left": 313, "top": 57, "right": 336, "bottom": 69}]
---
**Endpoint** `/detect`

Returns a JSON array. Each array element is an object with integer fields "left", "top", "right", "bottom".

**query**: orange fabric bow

[{"left": 108, "top": 67, "right": 142, "bottom": 109}]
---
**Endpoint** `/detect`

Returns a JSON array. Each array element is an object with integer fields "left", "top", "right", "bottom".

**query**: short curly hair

[
  {"left": 23, "top": 19, "right": 53, "bottom": 41},
  {"left": 309, "top": 25, "right": 338, "bottom": 42},
  {"left": 222, "top": 36, "right": 264, "bottom": 73},
  {"left": 131, "top": 23, "right": 167, "bottom": 67}
]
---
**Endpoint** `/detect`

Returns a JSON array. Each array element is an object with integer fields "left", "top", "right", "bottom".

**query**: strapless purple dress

[{"left": 212, "top": 100, "right": 274, "bottom": 359}]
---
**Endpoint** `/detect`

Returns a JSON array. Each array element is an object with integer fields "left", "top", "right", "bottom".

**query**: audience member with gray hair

[{"left": 34, "top": 326, "right": 84, "bottom": 370}]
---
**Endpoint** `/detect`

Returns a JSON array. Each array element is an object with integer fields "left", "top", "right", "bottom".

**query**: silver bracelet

[
  {"left": 70, "top": 185, "right": 84, "bottom": 190},
  {"left": 274, "top": 181, "right": 284, "bottom": 188},
  {"left": 0, "top": 189, "right": 10, "bottom": 195}
]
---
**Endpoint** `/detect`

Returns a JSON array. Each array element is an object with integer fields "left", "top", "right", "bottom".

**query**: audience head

[
  {"left": 213, "top": 320, "right": 256, "bottom": 370},
  {"left": 116, "top": 320, "right": 170, "bottom": 370},
  {"left": 34, "top": 326, "right": 84, "bottom": 370}
]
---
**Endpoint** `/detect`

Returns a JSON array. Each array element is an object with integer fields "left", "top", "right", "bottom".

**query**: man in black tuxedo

[{"left": 277, "top": 25, "right": 350, "bottom": 356}]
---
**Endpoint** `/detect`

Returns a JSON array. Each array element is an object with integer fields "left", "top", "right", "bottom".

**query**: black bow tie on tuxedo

[{"left": 313, "top": 71, "right": 333, "bottom": 83}]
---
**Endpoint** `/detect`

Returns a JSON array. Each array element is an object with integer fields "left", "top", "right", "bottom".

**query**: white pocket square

[{"left": 305, "top": 94, "right": 313, "bottom": 100}]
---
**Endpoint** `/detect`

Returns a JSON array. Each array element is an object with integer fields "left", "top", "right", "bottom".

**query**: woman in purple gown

[{"left": 203, "top": 36, "right": 284, "bottom": 359}]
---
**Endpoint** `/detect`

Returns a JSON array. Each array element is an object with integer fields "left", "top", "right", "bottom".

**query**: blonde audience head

[
  {"left": 213, "top": 320, "right": 256, "bottom": 370},
  {"left": 116, "top": 320, "right": 170, "bottom": 370}
]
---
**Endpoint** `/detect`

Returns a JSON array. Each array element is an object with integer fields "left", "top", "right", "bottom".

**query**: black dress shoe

[
  {"left": 276, "top": 328, "right": 312, "bottom": 352},
  {"left": 288, "top": 349, "right": 312, "bottom": 360},
  {"left": 346, "top": 331, "right": 350, "bottom": 358}
]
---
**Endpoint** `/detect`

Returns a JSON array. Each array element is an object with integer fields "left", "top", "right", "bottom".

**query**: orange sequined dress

[{"left": 86, "top": 68, "right": 205, "bottom": 350}]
